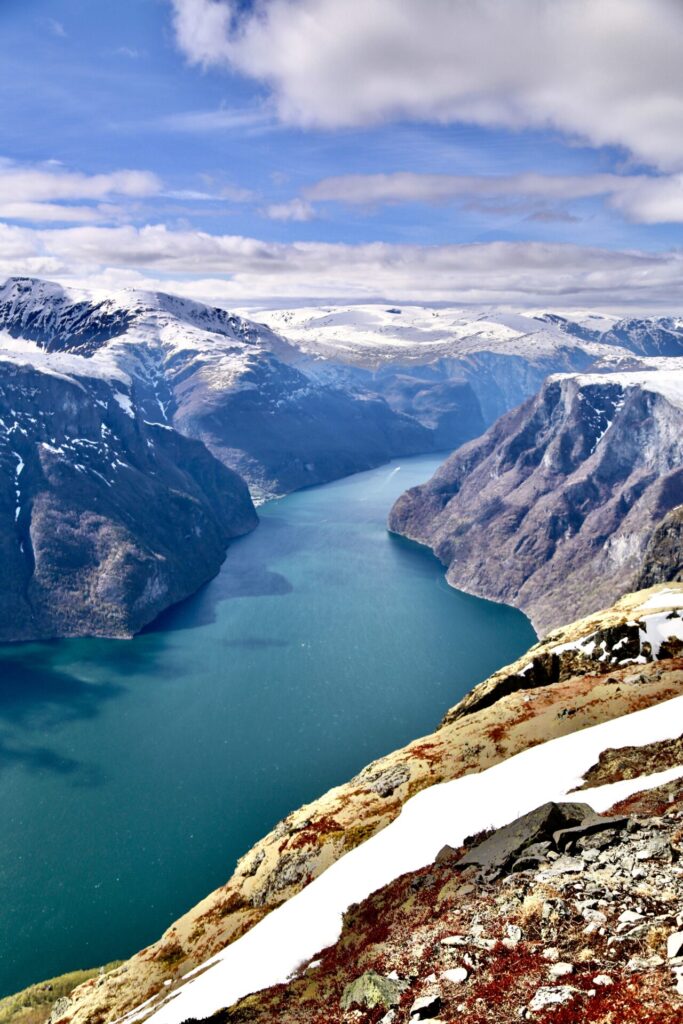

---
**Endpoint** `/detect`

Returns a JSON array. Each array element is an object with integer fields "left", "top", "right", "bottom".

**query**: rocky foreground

[
  {"left": 205, "top": 783, "right": 683, "bottom": 1023},
  {"left": 44, "top": 584, "right": 683, "bottom": 1024}
]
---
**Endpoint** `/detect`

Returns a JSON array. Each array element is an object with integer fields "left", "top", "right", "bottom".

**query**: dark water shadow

[
  {"left": 144, "top": 563, "right": 293, "bottom": 635},
  {"left": 0, "top": 733, "right": 104, "bottom": 786},
  {"left": 222, "top": 636, "right": 290, "bottom": 649},
  {"left": 0, "top": 643, "right": 145, "bottom": 784}
]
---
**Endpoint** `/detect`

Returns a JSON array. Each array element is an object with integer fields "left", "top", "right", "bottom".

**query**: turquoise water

[{"left": 0, "top": 454, "right": 536, "bottom": 996}]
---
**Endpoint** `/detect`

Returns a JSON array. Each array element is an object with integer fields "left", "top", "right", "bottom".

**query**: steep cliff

[
  {"left": 637, "top": 505, "right": 683, "bottom": 590},
  {"left": 48, "top": 585, "right": 683, "bottom": 1023},
  {"left": 389, "top": 368, "right": 683, "bottom": 633},
  {"left": 0, "top": 359, "right": 256, "bottom": 640}
]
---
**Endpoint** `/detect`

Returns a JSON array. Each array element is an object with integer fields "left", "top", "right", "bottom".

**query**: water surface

[{"left": 0, "top": 454, "right": 535, "bottom": 995}]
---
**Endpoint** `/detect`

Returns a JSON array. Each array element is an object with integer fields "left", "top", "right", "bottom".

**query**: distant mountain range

[{"left": 2, "top": 277, "right": 683, "bottom": 639}]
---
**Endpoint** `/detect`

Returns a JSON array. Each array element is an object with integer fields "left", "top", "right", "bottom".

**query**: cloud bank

[
  {"left": 4, "top": 221, "right": 683, "bottom": 310},
  {"left": 170, "top": 0, "right": 683, "bottom": 171},
  {"left": 305, "top": 171, "right": 683, "bottom": 224},
  {"left": 0, "top": 162, "right": 161, "bottom": 224}
]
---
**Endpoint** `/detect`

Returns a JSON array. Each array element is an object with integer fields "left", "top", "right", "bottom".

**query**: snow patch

[{"left": 138, "top": 694, "right": 683, "bottom": 1024}]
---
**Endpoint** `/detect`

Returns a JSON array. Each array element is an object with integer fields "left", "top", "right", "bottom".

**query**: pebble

[
  {"left": 528, "top": 986, "right": 577, "bottom": 1012},
  {"left": 442, "top": 967, "right": 468, "bottom": 984},
  {"left": 549, "top": 962, "right": 574, "bottom": 978}
]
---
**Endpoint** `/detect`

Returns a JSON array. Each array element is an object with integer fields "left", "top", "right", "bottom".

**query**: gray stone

[
  {"left": 340, "top": 971, "right": 407, "bottom": 1011},
  {"left": 442, "top": 967, "right": 468, "bottom": 984},
  {"left": 553, "top": 814, "right": 629, "bottom": 852},
  {"left": 456, "top": 803, "right": 593, "bottom": 879},
  {"left": 549, "top": 962, "right": 574, "bottom": 978},
  {"left": 528, "top": 986, "right": 577, "bottom": 1012}
]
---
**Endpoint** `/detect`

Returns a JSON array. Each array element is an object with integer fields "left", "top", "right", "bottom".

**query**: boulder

[
  {"left": 455, "top": 803, "right": 593, "bottom": 879},
  {"left": 340, "top": 971, "right": 406, "bottom": 1011},
  {"left": 553, "top": 814, "right": 629, "bottom": 851}
]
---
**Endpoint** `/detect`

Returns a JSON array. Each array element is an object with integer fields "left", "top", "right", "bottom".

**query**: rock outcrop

[
  {"left": 637, "top": 505, "right": 683, "bottom": 590},
  {"left": 48, "top": 585, "right": 683, "bottom": 1023},
  {"left": 389, "top": 368, "right": 683, "bottom": 633},
  {"left": 212, "top": 786, "right": 683, "bottom": 1023}
]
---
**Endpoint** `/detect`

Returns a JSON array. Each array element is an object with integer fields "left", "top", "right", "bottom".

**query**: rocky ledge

[
  {"left": 47, "top": 585, "right": 683, "bottom": 1023},
  {"left": 210, "top": 785, "right": 683, "bottom": 1023}
]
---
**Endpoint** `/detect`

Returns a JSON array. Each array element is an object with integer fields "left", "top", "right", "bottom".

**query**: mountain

[
  {"left": 254, "top": 304, "right": 683, "bottom": 429},
  {"left": 3, "top": 281, "right": 683, "bottom": 639},
  {"left": 389, "top": 367, "right": 683, "bottom": 633},
  {"left": 0, "top": 356, "right": 256, "bottom": 641},
  {"left": 0, "top": 279, "right": 431, "bottom": 503},
  {"left": 47, "top": 584, "right": 683, "bottom": 1024}
]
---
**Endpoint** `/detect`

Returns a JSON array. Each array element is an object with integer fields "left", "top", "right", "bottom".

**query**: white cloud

[
  {"left": 6, "top": 221, "right": 683, "bottom": 309},
  {"left": 296, "top": 171, "right": 683, "bottom": 225},
  {"left": 0, "top": 163, "right": 162, "bottom": 224},
  {"left": 0, "top": 165, "right": 161, "bottom": 203},
  {"left": 169, "top": 0, "right": 683, "bottom": 171},
  {"left": 263, "top": 198, "right": 316, "bottom": 221},
  {"left": 306, "top": 172, "right": 621, "bottom": 205},
  {"left": 0, "top": 202, "right": 110, "bottom": 224}
]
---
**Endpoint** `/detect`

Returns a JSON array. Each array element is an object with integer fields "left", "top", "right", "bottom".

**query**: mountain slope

[
  {"left": 0, "top": 357, "right": 256, "bottom": 640},
  {"left": 255, "top": 305, "right": 676, "bottom": 428},
  {"left": 389, "top": 367, "right": 683, "bottom": 633},
  {"left": 50, "top": 585, "right": 683, "bottom": 1024},
  {"left": 0, "top": 279, "right": 432, "bottom": 502}
]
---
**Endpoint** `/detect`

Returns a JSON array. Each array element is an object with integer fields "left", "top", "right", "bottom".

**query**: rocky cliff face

[
  {"left": 389, "top": 368, "right": 683, "bottom": 633},
  {"left": 0, "top": 359, "right": 256, "bottom": 640},
  {"left": 637, "top": 506, "right": 683, "bottom": 590},
  {"left": 48, "top": 585, "right": 683, "bottom": 1024}
]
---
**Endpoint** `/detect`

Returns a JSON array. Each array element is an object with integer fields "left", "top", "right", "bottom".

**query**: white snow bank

[
  {"left": 640, "top": 589, "right": 683, "bottom": 611},
  {"left": 138, "top": 693, "right": 683, "bottom": 1024}
]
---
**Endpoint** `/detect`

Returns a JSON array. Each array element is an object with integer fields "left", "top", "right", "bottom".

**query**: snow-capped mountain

[
  {"left": 389, "top": 366, "right": 683, "bottom": 633},
  {"left": 0, "top": 279, "right": 433, "bottom": 502},
  {"left": 254, "top": 304, "right": 680, "bottom": 427},
  {"left": 0, "top": 354, "right": 256, "bottom": 641},
  {"left": 3, "top": 278, "right": 683, "bottom": 641}
]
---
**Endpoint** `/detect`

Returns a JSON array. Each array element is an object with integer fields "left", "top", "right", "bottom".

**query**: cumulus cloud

[
  {"left": 0, "top": 163, "right": 162, "bottom": 224},
  {"left": 5, "top": 220, "right": 683, "bottom": 309},
  {"left": 169, "top": 0, "right": 683, "bottom": 171}
]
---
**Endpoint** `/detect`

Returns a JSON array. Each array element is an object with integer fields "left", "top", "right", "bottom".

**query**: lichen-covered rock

[{"left": 340, "top": 971, "right": 406, "bottom": 1010}]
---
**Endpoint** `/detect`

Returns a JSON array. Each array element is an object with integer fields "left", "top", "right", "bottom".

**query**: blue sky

[{"left": 2, "top": 0, "right": 683, "bottom": 307}]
